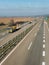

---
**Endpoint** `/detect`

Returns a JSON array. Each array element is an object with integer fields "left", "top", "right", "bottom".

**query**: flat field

[{"left": 0, "top": 17, "right": 34, "bottom": 24}]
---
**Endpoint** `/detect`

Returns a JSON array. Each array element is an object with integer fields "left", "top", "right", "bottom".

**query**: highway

[
  {"left": 0, "top": 20, "right": 49, "bottom": 65},
  {"left": 45, "top": 21, "right": 49, "bottom": 65},
  {"left": 0, "top": 22, "right": 35, "bottom": 46},
  {"left": 0, "top": 22, "right": 30, "bottom": 42}
]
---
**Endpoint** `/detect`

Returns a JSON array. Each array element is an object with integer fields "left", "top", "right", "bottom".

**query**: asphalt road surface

[
  {"left": 44, "top": 21, "right": 49, "bottom": 65},
  {"left": 0, "top": 22, "right": 35, "bottom": 46},
  {"left": 0, "top": 21, "right": 49, "bottom": 65},
  {"left": 0, "top": 22, "right": 31, "bottom": 43}
]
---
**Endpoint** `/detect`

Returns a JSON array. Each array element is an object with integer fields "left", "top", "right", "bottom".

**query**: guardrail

[{"left": 0, "top": 23, "right": 36, "bottom": 61}]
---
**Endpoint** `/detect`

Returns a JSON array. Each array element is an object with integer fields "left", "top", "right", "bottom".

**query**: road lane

[
  {"left": 25, "top": 22, "right": 44, "bottom": 65},
  {"left": 45, "top": 21, "right": 49, "bottom": 65},
  {"left": 0, "top": 22, "right": 30, "bottom": 40},
  {"left": 0, "top": 21, "right": 42, "bottom": 65},
  {"left": 0, "top": 22, "right": 35, "bottom": 46}
]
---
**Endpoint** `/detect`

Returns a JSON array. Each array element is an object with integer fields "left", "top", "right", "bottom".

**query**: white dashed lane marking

[
  {"left": 43, "top": 36, "right": 45, "bottom": 39},
  {"left": 43, "top": 34, "right": 45, "bottom": 36},
  {"left": 28, "top": 42, "right": 32, "bottom": 50},
  {"left": 42, "top": 22, "right": 46, "bottom": 65},
  {"left": 43, "top": 44, "right": 45, "bottom": 48},
  {"left": 42, "top": 62, "right": 45, "bottom": 65},
  {"left": 43, "top": 40, "right": 45, "bottom": 43},
  {"left": 42, "top": 51, "right": 45, "bottom": 56}
]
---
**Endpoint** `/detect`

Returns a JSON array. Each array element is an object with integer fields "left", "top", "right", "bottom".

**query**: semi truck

[{"left": 7, "top": 24, "right": 21, "bottom": 33}]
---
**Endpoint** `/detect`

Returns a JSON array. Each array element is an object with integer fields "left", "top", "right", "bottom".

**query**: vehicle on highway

[
  {"left": 7, "top": 21, "right": 31, "bottom": 33},
  {"left": 7, "top": 24, "right": 21, "bottom": 33}
]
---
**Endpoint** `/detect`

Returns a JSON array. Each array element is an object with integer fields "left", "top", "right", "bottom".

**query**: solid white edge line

[
  {"left": 48, "top": 29, "right": 49, "bottom": 31},
  {"left": 45, "top": 21, "right": 49, "bottom": 32}
]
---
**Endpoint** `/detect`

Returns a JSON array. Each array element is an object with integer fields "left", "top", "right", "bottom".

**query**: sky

[{"left": 0, "top": 0, "right": 49, "bottom": 16}]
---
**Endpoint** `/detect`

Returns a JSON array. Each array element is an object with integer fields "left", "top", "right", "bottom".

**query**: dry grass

[
  {"left": 0, "top": 17, "right": 34, "bottom": 24},
  {"left": 0, "top": 17, "right": 34, "bottom": 32}
]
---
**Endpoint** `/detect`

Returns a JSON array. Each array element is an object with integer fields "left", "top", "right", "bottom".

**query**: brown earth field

[{"left": 0, "top": 17, "right": 34, "bottom": 24}]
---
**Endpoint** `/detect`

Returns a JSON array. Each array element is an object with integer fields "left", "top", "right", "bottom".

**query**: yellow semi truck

[
  {"left": 8, "top": 26, "right": 16, "bottom": 33},
  {"left": 8, "top": 24, "right": 21, "bottom": 33}
]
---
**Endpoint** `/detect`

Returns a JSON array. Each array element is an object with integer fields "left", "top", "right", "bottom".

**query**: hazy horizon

[{"left": 0, "top": 0, "right": 49, "bottom": 17}]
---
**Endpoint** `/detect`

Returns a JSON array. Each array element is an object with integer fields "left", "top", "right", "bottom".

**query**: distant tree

[{"left": 0, "top": 22, "right": 5, "bottom": 26}]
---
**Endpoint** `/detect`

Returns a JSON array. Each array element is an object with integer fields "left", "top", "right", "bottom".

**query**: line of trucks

[
  {"left": 7, "top": 22, "right": 31, "bottom": 33},
  {"left": 7, "top": 24, "right": 21, "bottom": 33}
]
